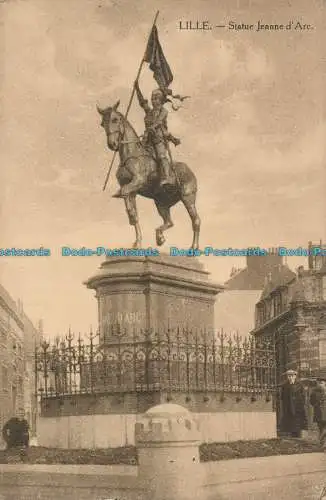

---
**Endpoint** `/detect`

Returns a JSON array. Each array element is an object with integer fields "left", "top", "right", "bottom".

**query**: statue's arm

[
  {"left": 134, "top": 80, "right": 150, "bottom": 112},
  {"left": 161, "top": 110, "right": 169, "bottom": 134},
  {"left": 159, "top": 110, "right": 181, "bottom": 146}
]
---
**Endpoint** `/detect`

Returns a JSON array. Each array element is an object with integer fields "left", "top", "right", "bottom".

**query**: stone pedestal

[
  {"left": 135, "top": 403, "right": 204, "bottom": 500},
  {"left": 85, "top": 253, "right": 223, "bottom": 343}
]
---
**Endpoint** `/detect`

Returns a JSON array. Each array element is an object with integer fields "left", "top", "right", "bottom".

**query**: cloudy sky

[{"left": 0, "top": 0, "right": 325, "bottom": 337}]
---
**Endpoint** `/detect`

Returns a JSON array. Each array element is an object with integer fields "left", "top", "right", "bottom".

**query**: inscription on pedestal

[
  {"left": 103, "top": 311, "right": 145, "bottom": 324},
  {"left": 85, "top": 254, "right": 223, "bottom": 343}
]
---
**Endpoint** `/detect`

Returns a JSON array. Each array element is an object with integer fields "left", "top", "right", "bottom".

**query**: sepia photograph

[{"left": 0, "top": 0, "right": 325, "bottom": 498}]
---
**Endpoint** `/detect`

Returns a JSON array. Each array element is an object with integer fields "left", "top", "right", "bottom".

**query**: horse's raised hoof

[
  {"left": 112, "top": 189, "right": 127, "bottom": 199},
  {"left": 156, "top": 230, "right": 165, "bottom": 246}
]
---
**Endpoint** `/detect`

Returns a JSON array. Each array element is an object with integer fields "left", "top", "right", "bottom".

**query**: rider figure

[{"left": 134, "top": 80, "right": 180, "bottom": 187}]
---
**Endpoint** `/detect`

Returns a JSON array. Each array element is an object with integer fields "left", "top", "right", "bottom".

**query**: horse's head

[{"left": 97, "top": 100, "right": 124, "bottom": 151}]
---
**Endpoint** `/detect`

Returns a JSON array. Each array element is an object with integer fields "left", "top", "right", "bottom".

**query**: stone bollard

[{"left": 135, "top": 403, "right": 204, "bottom": 500}]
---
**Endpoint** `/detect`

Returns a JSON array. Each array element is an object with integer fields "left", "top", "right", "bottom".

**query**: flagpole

[{"left": 102, "top": 10, "right": 160, "bottom": 191}]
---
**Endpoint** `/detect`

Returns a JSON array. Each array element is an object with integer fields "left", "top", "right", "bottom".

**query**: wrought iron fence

[{"left": 35, "top": 328, "right": 276, "bottom": 398}]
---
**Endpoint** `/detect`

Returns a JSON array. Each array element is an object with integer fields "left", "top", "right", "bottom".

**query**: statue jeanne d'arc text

[{"left": 97, "top": 11, "right": 200, "bottom": 250}]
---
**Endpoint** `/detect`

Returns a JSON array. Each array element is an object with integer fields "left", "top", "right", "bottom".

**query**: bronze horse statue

[{"left": 97, "top": 100, "right": 200, "bottom": 249}]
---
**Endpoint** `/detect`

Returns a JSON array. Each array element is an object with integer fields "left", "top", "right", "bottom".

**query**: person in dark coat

[
  {"left": 310, "top": 377, "right": 326, "bottom": 448},
  {"left": 280, "top": 369, "right": 308, "bottom": 437},
  {"left": 2, "top": 408, "right": 29, "bottom": 449}
]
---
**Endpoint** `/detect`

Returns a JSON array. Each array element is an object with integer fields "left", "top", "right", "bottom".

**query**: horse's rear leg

[
  {"left": 154, "top": 201, "right": 174, "bottom": 246},
  {"left": 124, "top": 195, "right": 142, "bottom": 248},
  {"left": 182, "top": 193, "right": 200, "bottom": 250}
]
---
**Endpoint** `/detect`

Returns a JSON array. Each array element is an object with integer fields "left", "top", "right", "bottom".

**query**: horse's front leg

[
  {"left": 124, "top": 194, "right": 142, "bottom": 248},
  {"left": 113, "top": 161, "right": 145, "bottom": 198}
]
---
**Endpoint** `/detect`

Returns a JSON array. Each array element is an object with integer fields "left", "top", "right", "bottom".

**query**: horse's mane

[{"left": 117, "top": 110, "right": 141, "bottom": 141}]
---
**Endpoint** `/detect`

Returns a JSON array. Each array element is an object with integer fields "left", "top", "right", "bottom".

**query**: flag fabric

[{"left": 144, "top": 25, "right": 173, "bottom": 88}]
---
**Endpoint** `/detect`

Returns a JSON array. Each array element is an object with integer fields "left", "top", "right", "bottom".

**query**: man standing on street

[
  {"left": 2, "top": 408, "right": 30, "bottom": 450},
  {"left": 310, "top": 376, "right": 326, "bottom": 449},
  {"left": 280, "top": 369, "right": 308, "bottom": 437}
]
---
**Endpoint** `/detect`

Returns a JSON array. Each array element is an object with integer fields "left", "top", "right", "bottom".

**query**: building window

[
  {"left": 256, "top": 305, "right": 265, "bottom": 327},
  {"left": 281, "top": 289, "right": 288, "bottom": 310},
  {"left": 265, "top": 300, "right": 271, "bottom": 321},
  {"left": 273, "top": 293, "right": 282, "bottom": 317}
]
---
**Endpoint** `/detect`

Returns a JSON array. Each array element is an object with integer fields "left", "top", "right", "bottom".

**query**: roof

[
  {"left": 0, "top": 283, "right": 19, "bottom": 315},
  {"left": 224, "top": 268, "right": 264, "bottom": 290},
  {"left": 260, "top": 266, "right": 296, "bottom": 300},
  {"left": 0, "top": 283, "right": 38, "bottom": 337},
  {"left": 225, "top": 264, "right": 296, "bottom": 293}
]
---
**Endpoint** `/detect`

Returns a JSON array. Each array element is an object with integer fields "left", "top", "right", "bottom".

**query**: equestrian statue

[{"left": 97, "top": 12, "right": 200, "bottom": 249}]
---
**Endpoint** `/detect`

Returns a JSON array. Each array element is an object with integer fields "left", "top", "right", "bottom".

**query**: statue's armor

[
  {"left": 135, "top": 82, "right": 177, "bottom": 186},
  {"left": 143, "top": 108, "right": 169, "bottom": 158}
]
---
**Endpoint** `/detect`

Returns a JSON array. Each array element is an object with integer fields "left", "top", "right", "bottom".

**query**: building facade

[
  {"left": 21, "top": 311, "right": 42, "bottom": 437},
  {"left": 251, "top": 241, "right": 326, "bottom": 383},
  {"left": 0, "top": 285, "right": 41, "bottom": 442},
  {"left": 217, "top": 249, "right": 296, "bottom": 336}
]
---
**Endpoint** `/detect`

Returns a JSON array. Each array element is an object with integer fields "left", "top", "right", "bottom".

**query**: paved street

[
  {"left": 0, "top": 454, "right": 325, "bottom": 500},
  {"left": 207, "top": 471, "right": 326, "bottom": 499}
]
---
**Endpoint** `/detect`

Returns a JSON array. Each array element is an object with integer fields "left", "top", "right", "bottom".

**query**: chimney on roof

[
  {"left": 230, "top": 266, "right": 237, "bottom": 277},
  {"left": 308, "top": 240, "right": 326, "bottom": 271},
  {"left": 308, "top": 241, "right": 313, "bottom": 269},
  {"left": 246, "top": 248, "right": 283, "bottom": 275}
]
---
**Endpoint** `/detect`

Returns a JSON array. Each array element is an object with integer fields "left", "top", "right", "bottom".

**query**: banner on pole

[{"left": 144, "top": 25, "right": 173, "bottom": 88}]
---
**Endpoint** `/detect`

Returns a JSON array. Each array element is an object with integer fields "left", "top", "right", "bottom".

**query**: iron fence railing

[{"left": 35, "top": 328, "right": 276, "bottom": 398}]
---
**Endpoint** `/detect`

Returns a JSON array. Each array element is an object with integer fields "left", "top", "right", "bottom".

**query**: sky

[{"left": 0, "top": 0, "right": 325, "bottom": 337}]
